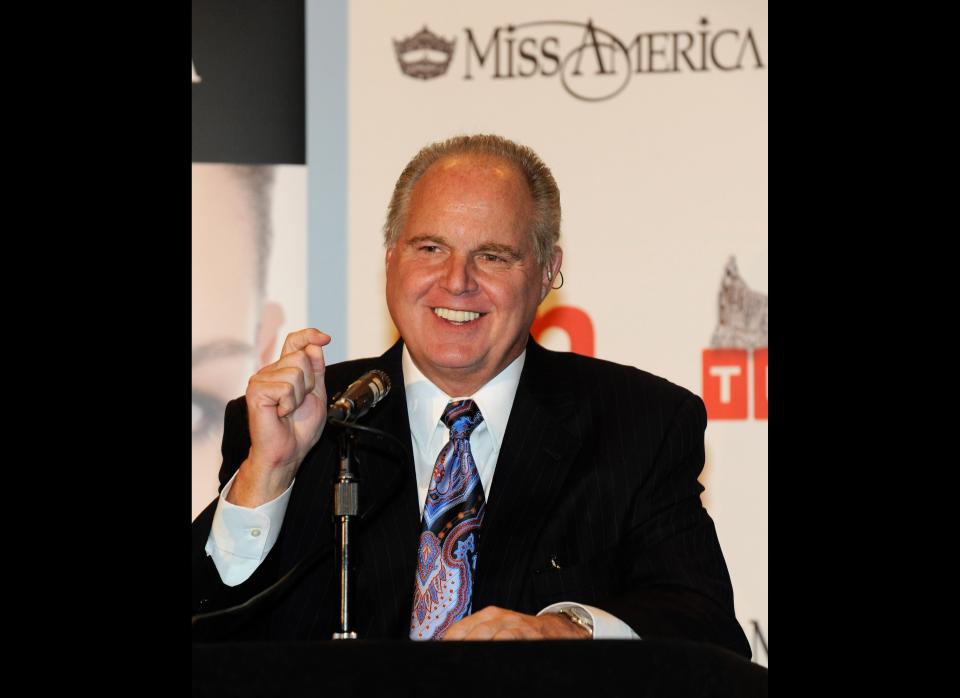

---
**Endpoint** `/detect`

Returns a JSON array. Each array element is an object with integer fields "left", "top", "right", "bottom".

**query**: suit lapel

[
  {"left": 473, "top": 339, "right": 582, "bottom": 611},
  {"left": 354, "top": 340, "right": 420, "bottom": 529}
]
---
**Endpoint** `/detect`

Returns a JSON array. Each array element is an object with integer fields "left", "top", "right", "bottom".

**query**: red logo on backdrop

[
  {"left": 703, "top": 350, "right": 749, "bottom": 419},
  {"left": 703, "top": 257, "right": 767, "bottom": 420},
  {"left": 753, "top": 348, "right": 767, "bottom": 420},
  {"left": 532, "top": 306, "right": 595, "bottom": 356}
]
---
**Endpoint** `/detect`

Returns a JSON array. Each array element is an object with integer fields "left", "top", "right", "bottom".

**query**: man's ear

[
  {"left": 540, "top": 246, "right": 563, "bottom": 302},
  {"left": 255, "top": 301, "right": 286, "bottom": 367}
]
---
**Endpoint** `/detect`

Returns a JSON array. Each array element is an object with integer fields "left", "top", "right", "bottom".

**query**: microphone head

[
  {"left": 328, "top": 369, "right": 392, "bottom": 422},
  {"left": 366, "top": 369, "right": 391, "bottom": 400}
]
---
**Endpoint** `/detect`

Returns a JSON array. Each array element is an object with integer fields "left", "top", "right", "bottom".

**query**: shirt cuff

[
  {"left": 203, "top": 471, "right": 295, "bottom": 587},
  {"left": 538, "top": 601, "right": 641, "bottom": 640}
]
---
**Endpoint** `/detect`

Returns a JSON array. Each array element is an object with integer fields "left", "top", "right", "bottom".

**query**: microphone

[{"left": 327, "top": 369, "right": 391, "bottom": 422}]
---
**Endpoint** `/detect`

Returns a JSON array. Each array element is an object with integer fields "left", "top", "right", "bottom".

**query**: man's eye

[
  {"left": 192, "top": 389, "right": 225, "bottom": 441},
  {"left": 419, "top": 245, "right": 441, "bottom": 253},
  {"left": 479, "top": 253, "right": 505, "bottom": 263}
]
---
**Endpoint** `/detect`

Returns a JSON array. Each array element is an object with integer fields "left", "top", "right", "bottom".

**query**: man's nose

[{"left": 440, "top": 254, "right": 478, "bottom": 295}]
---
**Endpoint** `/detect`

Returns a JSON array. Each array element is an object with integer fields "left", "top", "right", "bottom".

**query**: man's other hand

[{"left": 441, "top": 605, "right": 591, "bottom": 640}]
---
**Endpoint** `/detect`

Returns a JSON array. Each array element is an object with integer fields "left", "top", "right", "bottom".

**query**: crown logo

[
  {"left": 393, "top": 26, "right": 456, "bottom": 80},
  {"left": 710, "top": 256, "right": 768, "bottom": 349}
]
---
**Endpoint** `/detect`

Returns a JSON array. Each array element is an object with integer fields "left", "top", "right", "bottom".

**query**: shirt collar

[{"left": 402, "top": 344, "right": 525, "bottom": 449}]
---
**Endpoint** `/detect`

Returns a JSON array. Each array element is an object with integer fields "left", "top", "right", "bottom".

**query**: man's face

[
  {"left": 385, "top": 154, "right": 557, "bottom": 395},
  {"left": 192, "top": 165, "right": 261, "bottom": 518}
]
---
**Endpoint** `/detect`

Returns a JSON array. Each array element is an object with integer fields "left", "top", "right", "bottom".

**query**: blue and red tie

[{"left": 410, "top": 400, "right": 485, "bottom": 640}]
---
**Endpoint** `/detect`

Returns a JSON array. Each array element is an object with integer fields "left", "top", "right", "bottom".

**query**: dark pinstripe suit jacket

[{"left": 192, "top": 338, "right": 750, "bottom": 658}]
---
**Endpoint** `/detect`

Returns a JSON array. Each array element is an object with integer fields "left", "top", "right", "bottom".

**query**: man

[
  {"left": 192, "top": 135, "right": 749, "bottom": 655},
  {"left": 192, "top": 164, "right": 285, "bottom": 519}
]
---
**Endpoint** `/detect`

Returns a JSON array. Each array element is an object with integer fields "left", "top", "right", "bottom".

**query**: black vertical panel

[{"left": 192, "top": 0, "right": 305, "bottom": 163}]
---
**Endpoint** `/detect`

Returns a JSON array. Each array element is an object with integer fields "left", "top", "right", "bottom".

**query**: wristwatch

[{"left": 556, "top": 606, "right": 594, "bottom": 638}]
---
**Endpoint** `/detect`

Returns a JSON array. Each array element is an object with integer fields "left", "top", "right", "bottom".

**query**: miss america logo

[{"left": 393, "top": 18, "right": 765, "bottom": 101}]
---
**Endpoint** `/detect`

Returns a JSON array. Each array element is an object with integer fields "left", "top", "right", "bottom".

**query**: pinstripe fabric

[{"left": 191, "top": 338, "right": 750, "bottom": 658}]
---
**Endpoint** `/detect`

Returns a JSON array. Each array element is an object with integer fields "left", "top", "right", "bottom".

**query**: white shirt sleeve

[
  {"left": 203, "top": 471, "right": 295, "bottom": 587},
  {"left": 538, "top": 601, "right": 641, "bottom": 640}
]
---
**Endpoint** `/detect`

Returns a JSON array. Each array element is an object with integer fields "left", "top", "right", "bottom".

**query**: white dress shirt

[{"left": 205, "top": 345, "right": 638, "bottom": 639}]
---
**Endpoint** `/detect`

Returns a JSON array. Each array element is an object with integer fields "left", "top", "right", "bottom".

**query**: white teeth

[{"left": 434, "top": 307, "right": 481, "bottom": 323}]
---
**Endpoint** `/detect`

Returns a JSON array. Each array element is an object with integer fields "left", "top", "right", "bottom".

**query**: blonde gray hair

[{"left": 383, "top": 134, "right": 560, "bottom": 267}]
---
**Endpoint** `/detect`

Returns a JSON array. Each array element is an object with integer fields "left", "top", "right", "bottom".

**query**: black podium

[{"left": 193, "top": 639, "right": 767, "bottom": 697}]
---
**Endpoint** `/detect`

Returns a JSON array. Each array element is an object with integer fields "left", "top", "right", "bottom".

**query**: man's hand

[
  {"left": 441, "top": 606, "right": 591, "bottom": 640},
  {"left": 227, "top": 329, "right": 331, "bottom": 507}
]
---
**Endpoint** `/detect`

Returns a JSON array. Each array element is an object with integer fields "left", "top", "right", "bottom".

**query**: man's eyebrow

[
  {"left": 192, "top": 339, "right": 255, "bottom": 367},
  {"left": 405, "top": 235, "right": 447, "bottom": 247}
]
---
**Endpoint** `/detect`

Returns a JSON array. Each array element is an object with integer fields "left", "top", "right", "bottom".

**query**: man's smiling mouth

[{"left": 433, "top": 307, "right": 486, "bottom": 324}]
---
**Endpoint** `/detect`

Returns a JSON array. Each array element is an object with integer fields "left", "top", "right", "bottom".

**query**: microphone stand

[
  {"left": 332, "top": 424, "right": 360, "bottom": 640},
  {"left": 191, "top": 417, "right": 411, "bottom": 637}
]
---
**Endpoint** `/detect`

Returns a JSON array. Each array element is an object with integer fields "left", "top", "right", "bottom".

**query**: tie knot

[{"left": 441, "top": 399, "right": 484, "bottom": 438}]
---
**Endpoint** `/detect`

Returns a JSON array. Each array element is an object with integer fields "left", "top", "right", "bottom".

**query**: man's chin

[
  {"left": 415, "top": 337, "right": 525, "bottom": 377},
  {"left": 422, "top": 350, "right": 485, "bottom": 374},
  {"left": 410, "top": 345, "right": 489, "bottom": 383}
]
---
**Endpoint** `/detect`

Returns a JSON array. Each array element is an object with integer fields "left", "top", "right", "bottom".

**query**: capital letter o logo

[{"left": 532, "top": 306, "right": 595, "bottom": 356}]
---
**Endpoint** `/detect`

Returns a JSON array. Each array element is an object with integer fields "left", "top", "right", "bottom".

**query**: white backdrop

[{"left": 340, "top": 0, "right": 767, "bottom": 662}]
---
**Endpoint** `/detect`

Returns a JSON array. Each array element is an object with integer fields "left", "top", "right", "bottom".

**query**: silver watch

[{"left": 556, "top": 606, "right": 594, "bottom": 638}]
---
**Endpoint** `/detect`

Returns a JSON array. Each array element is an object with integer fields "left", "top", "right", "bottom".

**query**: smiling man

[{"left": 192, "top": 135, "right": 749, "bottom": 655}]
